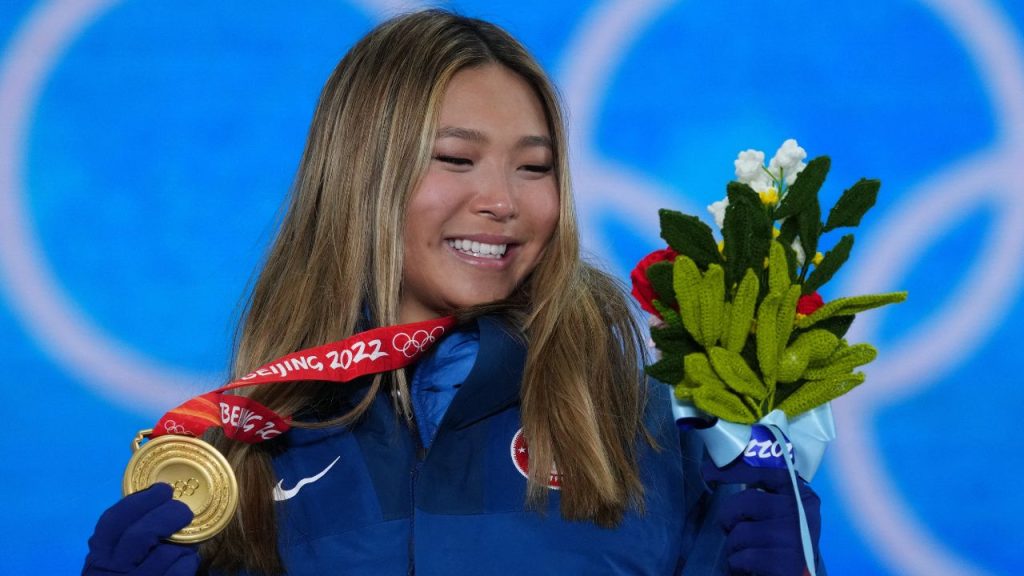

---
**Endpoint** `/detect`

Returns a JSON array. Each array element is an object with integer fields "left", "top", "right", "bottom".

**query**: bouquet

[{"left": 631, "top": 139, "right": 905, "bottom": 475}]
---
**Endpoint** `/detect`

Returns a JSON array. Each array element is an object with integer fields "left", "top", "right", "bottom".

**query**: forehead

[{"left": 436, "top": 65, "right": 550, "bottom": 139}]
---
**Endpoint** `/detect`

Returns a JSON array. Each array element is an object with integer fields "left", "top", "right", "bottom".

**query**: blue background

[{"left": 1, "top": 1, "right": 1021, "bottom": 574}]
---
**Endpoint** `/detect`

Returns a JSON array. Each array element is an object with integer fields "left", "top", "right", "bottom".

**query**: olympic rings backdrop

[{"left": 1, "top": 1, "right": 1021, "bottom": 574}]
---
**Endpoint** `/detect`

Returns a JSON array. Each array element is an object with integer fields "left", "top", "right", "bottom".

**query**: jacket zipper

[
  {"left": 408, "top": 458, "right": 423, "bottom": 575},
  {"left": 408, "top": 416, "right": 428, "bottom": 575}
]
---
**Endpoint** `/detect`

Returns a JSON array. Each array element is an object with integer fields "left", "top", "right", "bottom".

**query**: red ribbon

[{"left": 151, "top": 316, "right": 457, "bottom": 443}]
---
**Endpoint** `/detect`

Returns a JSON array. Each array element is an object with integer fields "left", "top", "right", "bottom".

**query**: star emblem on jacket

[{"left": 510, "top": 428, "right": 561, "bottom": 489}]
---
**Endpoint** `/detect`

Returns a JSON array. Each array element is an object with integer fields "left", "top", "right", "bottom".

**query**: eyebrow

[
  {"left": 436, "top": 126, "right": 552, "bottom": 150},
  {"left": 517, "top": 134, "right": 553, "bottom": 149}
]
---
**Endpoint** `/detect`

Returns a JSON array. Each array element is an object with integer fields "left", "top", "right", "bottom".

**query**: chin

[{"left": 449, "top": 287, "right": 517, "bottom": 310}]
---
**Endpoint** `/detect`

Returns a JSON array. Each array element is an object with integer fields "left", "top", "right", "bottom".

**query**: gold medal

[{"left": 122, "top": 429, "right": 239, "bottom": 543}]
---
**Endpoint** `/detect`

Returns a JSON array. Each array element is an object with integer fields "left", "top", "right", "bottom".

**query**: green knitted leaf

[
  {"left": 804, "top": 234, "right": 854, "bottom": 294},
  {"left": 776, "top": 284, "right": 802, "bottom": 361},
  {"left": 804, "top": 343, "right": 877, "bottom": 379},
  {"left": 781, "top": 237, "right": 799, "bottom": 283},
  {"left": 756, "top": 292, "right": 781, "bottom": 383},
  {"left": 674, "top": 383, "right": 694, "bottom": 402},
  {"left": 798, "top": 208, "right": 822, "bottom": 273},
  {"left": 776, "top": 330, "right": 840, "bottom": 383},
  {"left": 645, "top": 355, "right": 684, "bottom": 386},
  {"left": 652, "top": 300, "right": 684, "bottom": 332},
  {"left": 684, "top": 352, "right": 728, "bottom": 393},
  {"left": 659, "top": 209, "right": 723, "bottom": 269},
  {"left": 776, "top": 349, "right": 809, "bottom": 384},
  {"left": 776, "top": 156, "right": 828, "bottom": 270},
  {"left": 802, "top": 330, "right": 841, "bottom": 361},
  {"left": 708, "top": 347, "right": 767, "bottom": 401},
  {"left": 645, "top": 261, "right": 676, "bottom": 309},
  {"left": 650, "top": 324, "right": 699, "bottom": 357},
  {"left": 823, "top": 178, "right": 880, "bottom": 232},
  {"left": 723, "top": 182, "right": 772, "bottom": 288},
  {"left": 775, "top": 156, "right": 831, "bottom": 220},
  {"left": 673, "top": 256, "right": 704, "bottom": 343},
  {"left": 778, "top": 215, "right": 800, "bottom": 245},
  {"left": 721, "top": 301, "right": 732, "bottom": 348},
  {"left": 724, "top": 269, "right": 759, "bottom": 353},
  {"left": 776, "top": 220, "right": 801, "bottom": 284},
  {"left": 699, "top": 264, "right": 726, "bottom": 348},
  {"left": 777, "top": 372, "right": 865, "bottom": 418},
  {"left": 811, "top": 314, "right": 855, "bottom": 339},
  {"left": 693, "top": 386, "right": 759, "bottom": 424},
  {"left": 768, "top": 240, "right": 790, "bottom": 295},
  {"left": 796, "top": 292, "right": 908, "bottom": 329}
]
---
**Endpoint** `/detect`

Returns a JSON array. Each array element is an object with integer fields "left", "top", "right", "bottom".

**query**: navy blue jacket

[{"left": 256, "top": 316, "right": 728, "bottom": 575}]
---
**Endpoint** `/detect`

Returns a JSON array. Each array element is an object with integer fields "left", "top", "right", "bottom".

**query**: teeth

[{"left": 448, "top": 239, "right": 508, "bottom": 259}]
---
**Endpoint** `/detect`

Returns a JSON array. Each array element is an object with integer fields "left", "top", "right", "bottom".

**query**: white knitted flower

[
  {"left": 769, "top": 139, "right": 808, "bottom": 186},
  {"left": 790, "top": 236, "right": 806, "bottom": 266},
  {"left": 707, "top": 197, "right": 730, "bottom": 229},
  {"left": 749, "top": 178, "right": 775, "bottom": 194},
  {"left": 734, "top": 149, "right": 766, "bottom": 184}
]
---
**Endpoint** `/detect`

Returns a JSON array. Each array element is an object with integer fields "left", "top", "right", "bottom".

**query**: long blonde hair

[{"left": 201, "top": 10, "right": 649, "bottom": 574}]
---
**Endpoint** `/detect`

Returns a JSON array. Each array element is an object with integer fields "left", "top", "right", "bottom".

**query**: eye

[
  {"left": 434, "top": 155, "right": 473, "bottom": 167},
  {"left": 520, "top": 164, "right": 553, "bottom": 174}
]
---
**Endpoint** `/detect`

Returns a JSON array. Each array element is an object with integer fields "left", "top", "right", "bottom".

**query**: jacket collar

[{"left": 439, "top": 315, "right": 526, "bottom": 430}]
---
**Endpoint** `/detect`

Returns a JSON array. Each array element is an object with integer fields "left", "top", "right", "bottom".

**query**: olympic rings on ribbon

[{"left": 391, "top": 327, "right": 447, "bottom": 358}]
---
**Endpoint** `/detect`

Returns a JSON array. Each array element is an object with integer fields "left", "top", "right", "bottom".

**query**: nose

[{"left": 471, "top": 170, "right": 518, "bottom": 221}]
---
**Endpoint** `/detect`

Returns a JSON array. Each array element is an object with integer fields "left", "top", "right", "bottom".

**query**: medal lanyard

[{"left": 149, "top": 316, "right": 457, "bottom": 443}]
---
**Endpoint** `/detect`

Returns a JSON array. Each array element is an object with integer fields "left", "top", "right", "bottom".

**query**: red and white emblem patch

[{"left": 510, "top": 428, "right": 561, "bottom": 489}]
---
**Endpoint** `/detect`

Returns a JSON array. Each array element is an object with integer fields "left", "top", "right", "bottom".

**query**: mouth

[{"left": 446, "top": 238, "right": 510, "bottom": 260}]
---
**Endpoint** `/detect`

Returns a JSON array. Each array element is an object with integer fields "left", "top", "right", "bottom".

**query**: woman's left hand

[{"left": 702, "top": 458, "right": 821, "bottom": 576}]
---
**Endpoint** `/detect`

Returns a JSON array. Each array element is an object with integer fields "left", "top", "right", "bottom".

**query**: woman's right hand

[{"left": 83, "top": 483, "right": 199, "bottom": 576}]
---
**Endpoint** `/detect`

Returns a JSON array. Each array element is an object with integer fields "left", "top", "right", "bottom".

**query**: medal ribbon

[{"left": 151, "top": 316, "right": 457, "bottom": 443}]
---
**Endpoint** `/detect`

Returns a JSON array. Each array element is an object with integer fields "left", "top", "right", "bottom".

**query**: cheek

[
  {"left": 515, "top": 189, "right": 560, "bottom": 281},
  {"left": 405, "top": 180, "right": 459, "bottom": 244},
  {"left": 529, "top": 188, "right": 561, "bottom": 242},
  {"left": 411, "top": 174, "right": 468, "bottom": 216}
]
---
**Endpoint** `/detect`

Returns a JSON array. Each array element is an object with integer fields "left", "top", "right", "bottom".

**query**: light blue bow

[{"left": 673, "top": 401, "right": 836, "bottom": 481}]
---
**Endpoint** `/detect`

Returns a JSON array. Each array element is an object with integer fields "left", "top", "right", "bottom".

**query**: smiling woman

[
  {"left": 401, "top": 65, "right": 560, "bottom": 323},
  {"left": 81, "top": 8, "right": 824, "bottom": 576}
]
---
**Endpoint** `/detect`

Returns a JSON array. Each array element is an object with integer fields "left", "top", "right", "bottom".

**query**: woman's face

[{"left": 400, "top": 64, "right": 559, "bottom": 323}]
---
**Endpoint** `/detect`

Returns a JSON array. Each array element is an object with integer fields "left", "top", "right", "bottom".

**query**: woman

[{"left": 83, "top": 10, "right": 822, "bottom": 576}]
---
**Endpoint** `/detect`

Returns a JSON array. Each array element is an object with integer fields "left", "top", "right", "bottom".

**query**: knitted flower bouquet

[{"left": 631, "top": 140, "right": 905, "bottom": 479}]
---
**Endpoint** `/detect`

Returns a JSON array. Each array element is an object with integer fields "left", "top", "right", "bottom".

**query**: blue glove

[
  {"left": 83, "top": 483, "right": 199, "bottom": 576},
  {"left": 702, "top": 458, "right": 821, "bottom": 576}
]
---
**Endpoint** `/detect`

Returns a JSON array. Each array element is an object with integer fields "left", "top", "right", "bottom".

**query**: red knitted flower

[
  {"left": 797, "top": 292, "right": 825, "bottom": 315},
  {"left": 630, "top": 247, "right": 678, "bottom": 317}
]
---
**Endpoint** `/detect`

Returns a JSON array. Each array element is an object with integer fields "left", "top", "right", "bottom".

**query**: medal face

[{"left": 123, "top": 432, "right": 238, "bottom": 543}]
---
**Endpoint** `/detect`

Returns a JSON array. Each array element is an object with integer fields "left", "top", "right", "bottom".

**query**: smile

[{"left": 447, "top": 238, "right": 508, "bottom": 259}]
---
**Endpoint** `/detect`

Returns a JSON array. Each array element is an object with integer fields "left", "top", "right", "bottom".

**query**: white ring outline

[
  {"left": 836, "top": 1, "right": 1024, "bottom": 573},
  {"left": 0, "top": 0, "right": 424, "bottom": 414},
  {"left": 391, "top": 326, "right": 445, "bottom": 358},
  {"left": 555, "top": 1, "right": 1023, "bottom": 575}
]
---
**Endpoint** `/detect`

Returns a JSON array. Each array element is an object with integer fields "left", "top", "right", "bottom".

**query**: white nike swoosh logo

[{"left": 272, "top": 456, "right": 341, "bottom": 501}]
